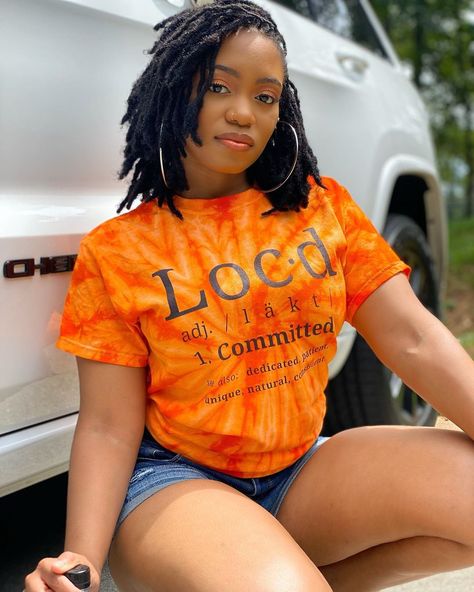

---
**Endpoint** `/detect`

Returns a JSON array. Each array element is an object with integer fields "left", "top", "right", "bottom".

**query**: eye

[
  {"left": 209, "top": 82, "right": 230, "bottom": 94},
  {"left": 257, "top": 93, "right": 279, "bottom": 105}
]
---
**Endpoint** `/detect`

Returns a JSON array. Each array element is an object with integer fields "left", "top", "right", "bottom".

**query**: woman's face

[{"left": 182, "top": 29, "right": 285, "bottom": 192}]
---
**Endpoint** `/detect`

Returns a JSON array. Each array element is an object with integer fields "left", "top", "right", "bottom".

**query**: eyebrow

[{"left": 214, "top": 64, "right": 282, "bottom": 88}]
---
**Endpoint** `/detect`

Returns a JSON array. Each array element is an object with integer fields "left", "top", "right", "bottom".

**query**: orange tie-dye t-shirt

[{"left": 57, "top": 177, "right": 410, "bottom": 477}]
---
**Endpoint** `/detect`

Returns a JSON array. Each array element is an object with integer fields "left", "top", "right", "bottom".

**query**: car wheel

[{"left": 322, "top": 214, "right": 440, "bottom": 435}]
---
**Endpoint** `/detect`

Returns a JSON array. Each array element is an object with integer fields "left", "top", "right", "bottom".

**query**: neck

[{"left": 179, "top": 159, "right": 250, "bottom": 199}]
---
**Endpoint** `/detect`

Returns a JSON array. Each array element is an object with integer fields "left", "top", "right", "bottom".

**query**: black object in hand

[{"left": 64, "top": 564, "right": 91, "bottom": 590}]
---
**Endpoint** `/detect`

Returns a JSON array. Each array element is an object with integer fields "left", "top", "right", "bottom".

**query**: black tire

[{"left": 322, "top": 214, "right": 440, "bottom": 436}]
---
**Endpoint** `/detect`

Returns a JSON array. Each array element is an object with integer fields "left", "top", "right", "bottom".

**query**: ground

[
  {"left": 445, "top": 272, "right": 474, "bottom": 359},
  {"left": 437, "top": 265, "right": 473, "bottom": 430},
  {"left": 444, "top": 217, "right": 474, "bottom": 359}
]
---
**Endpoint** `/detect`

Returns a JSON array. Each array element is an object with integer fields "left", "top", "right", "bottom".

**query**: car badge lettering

[{"left": 3, "top": 255, "right": 77, "bottom": 278}]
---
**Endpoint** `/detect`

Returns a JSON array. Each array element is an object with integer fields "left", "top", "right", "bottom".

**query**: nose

[{"left": 225, "top": 101, "right": 256, "bottom": 127}]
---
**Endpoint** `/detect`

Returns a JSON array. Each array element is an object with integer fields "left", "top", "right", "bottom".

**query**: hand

[{"left": 24, "top": 551, "right": 100, "bottom": 591}]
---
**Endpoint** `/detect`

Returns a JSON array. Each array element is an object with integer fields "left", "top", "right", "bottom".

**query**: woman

[{"left": 25, "top": 1, "right": 474, "bottom": 590}]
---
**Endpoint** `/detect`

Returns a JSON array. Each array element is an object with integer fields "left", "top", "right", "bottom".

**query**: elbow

[
  {"left": 374, "top": 314, "right": 439, "bottom": 374},
  {"left": 382, "top": 315, "right": 448, "bottom": 379}
]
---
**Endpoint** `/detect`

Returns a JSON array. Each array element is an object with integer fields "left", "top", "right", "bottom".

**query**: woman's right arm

[{"left": 25, "top": 357, "right": 147, "bottom": 591}]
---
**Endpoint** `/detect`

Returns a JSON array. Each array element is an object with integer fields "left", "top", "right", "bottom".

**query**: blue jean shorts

[{"left": 117, "top": 431, "right": 330, "bottom": 528}]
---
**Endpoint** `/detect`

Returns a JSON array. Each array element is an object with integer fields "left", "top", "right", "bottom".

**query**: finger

[
  {"left": 50, "top": 551, "right": 86, "bottom": 575},
  {"left": 29, "top": 557, "right": 81, "bottom": 592},
  {"left": 24, "top": 569, "right": 53, "bottom": 591},
  {"left": 51, "top": 553, "right": 97, "bottom": 591}
]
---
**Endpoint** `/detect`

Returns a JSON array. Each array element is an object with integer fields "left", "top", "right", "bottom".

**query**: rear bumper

[{"left": 0, "top": 414, "right": 77, "bottom": 497}]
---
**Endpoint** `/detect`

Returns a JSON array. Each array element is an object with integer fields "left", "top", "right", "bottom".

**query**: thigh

[
  {"left": 109, "top": 479, "right": 332, "bottom": 592},
  {"left": 276, "top": 426, "right": 474, "bottom": 566}
]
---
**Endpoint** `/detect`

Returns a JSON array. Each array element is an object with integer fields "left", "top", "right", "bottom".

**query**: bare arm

[
  {"left": 352, "top": 273, "right": 474, "bottom": 440},
  {"left": 65, "top": 358, "right": 147, "bottom": 573},
  {"left": 25, "top": 358, "right": 147, "bottom": 591}
]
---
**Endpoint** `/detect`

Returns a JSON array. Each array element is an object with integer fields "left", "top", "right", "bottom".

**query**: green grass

[
  {"left": 460, "top": 331, "right": 474, "bottom": 349},
  {"left": 447, "top": 217, "right": 474, "bottom": 358},
  {"left": 449, "top": 218, "right": 474, "bottom": 266},
  {"left": 448, "top": 217, "right": 474, "bottom": 287}
]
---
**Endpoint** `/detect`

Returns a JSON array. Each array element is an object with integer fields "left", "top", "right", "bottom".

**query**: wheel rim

[
  {"left": 388, "top": 235, "right": 438, "bottom": 425},
  {"left": 396, "top": 242, "right": 434, "bottom": 309},
  {"left": 389, "top": 371, "right": 434, "bottom": 425}
]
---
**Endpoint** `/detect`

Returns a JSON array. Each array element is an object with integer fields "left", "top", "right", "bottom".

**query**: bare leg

[
  {"left": 277, "top": 426, "right": 474, "bottom": 591},
  {"left": 320, "top": 536, "right": 473, "bottom": 591},
  {"left": 109, "top": 479, "right": 332, "bottom": 592}
]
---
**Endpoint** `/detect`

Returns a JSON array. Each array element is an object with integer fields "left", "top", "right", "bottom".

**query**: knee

[
  {"left": 255, "top": 562, "right": 332, "bottom": 592},
  {"left": 447, "top": 433, "right": 474, "bottom": 548},
  {"left": 461, "top": 503, "right": 474, "bottom": 551},
  {"left": 110, "top": 552, "right": 332, "bottom": 592}
]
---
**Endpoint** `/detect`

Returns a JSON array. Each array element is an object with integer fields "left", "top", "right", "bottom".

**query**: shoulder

[
  {"left": 81, "top": 201, "right": 157, "bottom": 252},
  {"left": 306, "top": 176, "right": 353, "bottom": 225},
  {"left": 307, "top": 176, "right": 350, "bottom": 203}
]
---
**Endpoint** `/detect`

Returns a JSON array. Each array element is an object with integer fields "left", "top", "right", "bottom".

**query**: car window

[{"left": 274, "top": 0, "right": 388, "bottom": 59}]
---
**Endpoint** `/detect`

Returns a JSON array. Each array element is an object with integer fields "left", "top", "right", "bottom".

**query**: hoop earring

[
  {"left": 259, "top": 121, "right": 299, "bottom": 193},
  {"left": 159, "top": 123, "right": 170, "bottom": 189}
]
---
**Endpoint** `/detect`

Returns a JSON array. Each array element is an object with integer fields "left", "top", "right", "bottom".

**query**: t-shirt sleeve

[
  {"left": 330, "top": 181, "right": 411, "bottom": 325},
  {"left": 56, "top": 238, "right": 149, "bottom": 367}
]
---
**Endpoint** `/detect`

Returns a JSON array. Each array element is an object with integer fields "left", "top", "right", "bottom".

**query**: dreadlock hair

[{"left": 117, "top": 0, "right": 325, "bottom": 219}]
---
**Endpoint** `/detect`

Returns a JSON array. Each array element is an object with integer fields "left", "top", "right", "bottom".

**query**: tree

[{"left": 371, "top": 0, "right": 474, "bottom": 218}]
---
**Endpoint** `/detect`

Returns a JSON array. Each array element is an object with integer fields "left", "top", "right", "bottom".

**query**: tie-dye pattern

[{"left": 57, "top": 177, "right": 410, "bottom": 477}]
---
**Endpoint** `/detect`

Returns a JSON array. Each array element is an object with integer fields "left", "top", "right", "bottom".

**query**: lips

[{"left": 215, "top": 132, "right": 255, "bottom": 147}]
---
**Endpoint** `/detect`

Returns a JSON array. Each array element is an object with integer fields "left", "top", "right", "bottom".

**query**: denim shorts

[{"left": 117, "top": 431, "right": 330, "bottom": 528}]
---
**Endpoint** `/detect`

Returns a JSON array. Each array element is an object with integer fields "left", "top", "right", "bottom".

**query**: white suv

[{"left": 0, "top": 0, "right": 447, "bottom": 496}]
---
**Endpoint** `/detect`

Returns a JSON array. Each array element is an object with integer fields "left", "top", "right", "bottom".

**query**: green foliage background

[{"left": 371, "top": 0, "right": 474, "bottom": 219}]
